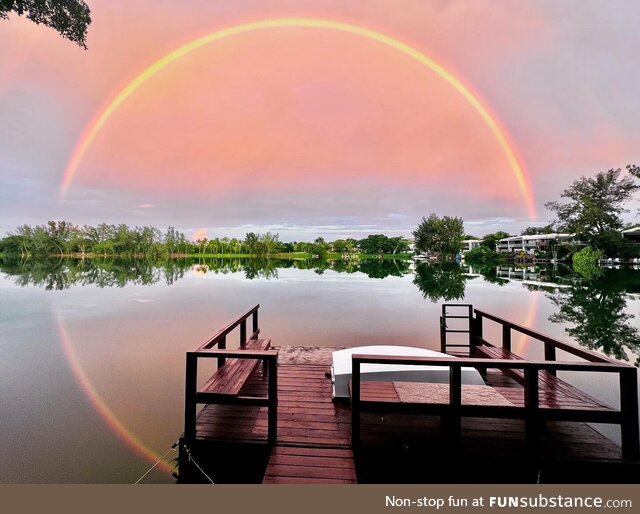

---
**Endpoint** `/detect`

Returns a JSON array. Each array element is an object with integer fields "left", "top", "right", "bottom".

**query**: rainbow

[
  {"left": 59, "top": 17, "right": 536, "bottom": 217},
  {"left": 57, "top": 316, "right": 175, "bottom": 476}
]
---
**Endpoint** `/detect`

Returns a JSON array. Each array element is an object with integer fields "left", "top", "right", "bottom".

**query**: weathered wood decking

[
  {"left": 179, "top": 347, "right": 639, "bottom": 484},
  {"left": 182, "top": 351, "right": 355, "bottom": 483},
  {"left": 177, "top": 303, "right": 640, "bottom": 483}
]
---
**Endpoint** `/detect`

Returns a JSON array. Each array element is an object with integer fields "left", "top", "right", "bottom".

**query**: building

[
  {"left": 621, "top": 227, "right": 640, "bottom": 243},
  {"left": 496, "top": 233, "right": 575, "bottom": 255},
  {"left": 461, "top": 239, "right": 482, "bottom": 254}
]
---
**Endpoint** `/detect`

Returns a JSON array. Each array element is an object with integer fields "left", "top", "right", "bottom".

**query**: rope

[
  {"left": 184, "top": 444, "right": 215, "bottom": 484},
  {"left": 133, "top": 442, "right": 178, "bottom": 484}
]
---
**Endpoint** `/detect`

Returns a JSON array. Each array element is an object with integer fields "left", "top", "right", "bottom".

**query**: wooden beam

[
  {"left": 352, "top": 360, "right": 361, "bottom": 450},
  {"left": 184, "top": 352, "right": 198, "bottom": 441},
  {"left": 351, "top": 355, "right": 631, "bottom": 373},
  {"left": 474, "top": 308, "right": 616, "bottom": 364},
  {"left": 524, "top": 367, "right": 539, "bottom": 452},
  {"left": 195, "top": 304, "right": 260, "bottom": 350},
  {"left": 268, "top": 356, "right": 278, "bottom": 443},
  {"left": 620, "top": 368, "right": 640, "bottom": 460}
]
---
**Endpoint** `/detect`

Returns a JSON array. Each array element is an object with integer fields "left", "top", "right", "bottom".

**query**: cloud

[
  {"left": 191, "top": 227, "right": 208, "bottom": 242},
  {"left": 1, "top": 0, "right": 639, "bottom": 238}
]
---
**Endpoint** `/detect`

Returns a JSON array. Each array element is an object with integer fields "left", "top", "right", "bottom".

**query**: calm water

[{"left": 1, "top": 258, "right": 639, "bottom": 483}]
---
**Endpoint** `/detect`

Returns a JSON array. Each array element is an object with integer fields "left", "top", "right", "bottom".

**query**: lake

[{"left": 1, "top": 258, "right": 639, "bottom": 483}]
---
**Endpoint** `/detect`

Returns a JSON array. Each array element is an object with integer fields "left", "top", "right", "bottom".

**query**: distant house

[
  {"left": 621, "top": 227, "right": 640, "bottom": 243},
  {"left": 496, "top": 233, "right": 575, "bottom": 255},
  {"left": 461, "top": 239, "right": 482, "bottom": 254}
]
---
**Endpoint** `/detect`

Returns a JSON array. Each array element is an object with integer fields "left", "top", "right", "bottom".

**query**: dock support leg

[
  {"left": 268, "top": 356, "right": 278, "bottom": 444},
  {"left": 448, "top": 366, "right": 462, "bottom": 446},
  {"left": 352, "top": 360, "right": 361, "bottom": 451},
  {"left": 184, "top": 353, "right": 198, "bottom": 442},
  {"left": 620, "top": 369, "right": 640, "bottom": 461},
  {"left": 524, "top": 368, "right": 540, "bottom": 453}
]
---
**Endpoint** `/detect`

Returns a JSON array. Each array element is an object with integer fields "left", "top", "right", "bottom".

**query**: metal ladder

[{"left": 440, "top": 303, "right": 474, "bottom": 354}]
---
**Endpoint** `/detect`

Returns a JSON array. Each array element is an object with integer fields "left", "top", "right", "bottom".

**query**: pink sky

[{"left": 1, "top": 0, "right": 639, "bottom": 239}]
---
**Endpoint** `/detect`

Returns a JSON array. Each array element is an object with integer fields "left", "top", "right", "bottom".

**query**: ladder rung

[
  {"left": 443, "top": 344, "right": 471, "bottom": 347},
  {"left": 444, "top": 315, "right": 470, "bottom": 319},
  {"left": 445, "top": 329, "right": 470, "bottom": 333}
]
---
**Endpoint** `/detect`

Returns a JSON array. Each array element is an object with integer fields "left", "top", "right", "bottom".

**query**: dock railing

[
  {"left": 184, "top": 304, "right": 278, "bottom": 443},
  {"left": 351, "top": 354, "right": 639, "bottom": 460},
  {"left": 439, "top": 306, "right": 639, "bottom": 459},
  {"left": 471, "top": 308, "right": 619, "bottom": 366}
]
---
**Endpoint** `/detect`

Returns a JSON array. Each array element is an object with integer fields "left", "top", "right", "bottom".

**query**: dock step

[{"left": 262, "top": 445, "right": 356, "bottom": 484}]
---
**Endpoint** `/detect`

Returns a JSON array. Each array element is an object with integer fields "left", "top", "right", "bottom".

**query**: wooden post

[
  {"left": 440, "top": 316, "right": 447, "bottom": 353},
  {"left": 502, "top": 324, "right": 511, "bottom": 352},
  {"left": 475, "top": 312, "right": 484, "bottom": 345},
  {"left": 450, "top": 365, "right": 462, "bottom": 405},
  {"left": 467, "top": 305, "right": 474, "bottom": 347},
  {"left": 352, "top": 358, "right": 361, "bottom": 450},
  {"left": 253, "top": 309, "right": 259, "bottom": 339},
  {"left": 544, "top": 343, "right": 557, "bottom": 377},
  {"left": 620, "top": 368, "right": 640, "bottom": 460},
  {"left": 449, "top": 365, "right": 462, "bottom": 444},
  {"left": 218, "top": 335, "right": 226, "bottom": 368},
  {"left": 240, "top": 319, "right": 247, "bottom": 347},
  {"left": 524, "top": 366, "right": 540, "bottom": 452},
  {"left": 267, "top": 355, "right": 278, "bottom": 444},
  {"left": 184, "top": 352, "right": 198, "bottom": 442}
]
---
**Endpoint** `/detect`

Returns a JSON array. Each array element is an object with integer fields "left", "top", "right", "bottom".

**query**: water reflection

[
  {"left": 1, "top": 256, "right": 639, "bottom": 482},
  {"left": 467, "top": 263, "right": 640, "bottom": 366},
  {"left": 0, "top": 257, "right": 188, "bottom": 289},
  {"left": 0, "top": 256, "right": 413, "bottom": 289},
  {"left": 463, "top": 263, "right": 510, "bottom": 286},
  {"left": 547, "top": 269, "right": 640, "bottom": 365},
  {"left": 413, "top": 261, "right": 469, "bottom": 301},
  {"left": 2, "top": 256, "right": 639, "bottom": 365}
]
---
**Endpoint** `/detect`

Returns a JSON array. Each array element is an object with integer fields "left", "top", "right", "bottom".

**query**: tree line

[
  {"left": 0, "top": 221, "right": 411, "bottom": 259},
  {"left": 412, "top": 164, "right": 640, "bottom": 264}
]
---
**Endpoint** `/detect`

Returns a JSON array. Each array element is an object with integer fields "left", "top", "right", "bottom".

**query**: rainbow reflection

[{"left": 56, "top": 315, "right": 174, "bottom": 476}]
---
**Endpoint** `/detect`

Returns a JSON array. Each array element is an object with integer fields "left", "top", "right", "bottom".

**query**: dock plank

[
  {"left": 263, "top": 446, "right": 356, "bottom": 483},
  {"left": 184, "top": 346, "right": 637, "bottom": 484}
]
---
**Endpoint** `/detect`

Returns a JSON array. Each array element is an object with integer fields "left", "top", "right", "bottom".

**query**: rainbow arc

[{"left": 59, "top": 17, "right": 536, "bottom": 217}]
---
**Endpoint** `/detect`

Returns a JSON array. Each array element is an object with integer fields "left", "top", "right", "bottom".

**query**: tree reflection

[
  {"left": 0, "top": 256, "right": 412, "bottom": 288},
  {"left": 548, "top": 269, "right": 640, "bottom": 365},
  {"left": 358, "top": 259, "right": 411, "bottom": 279},
  {"left": 0, "top": 257, "right": 188, "bottom": 290},
  {"left": 412, "top": 261, "right": 468, "bottom": 302}
]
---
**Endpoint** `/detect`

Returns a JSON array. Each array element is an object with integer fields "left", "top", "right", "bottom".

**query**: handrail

[
  {"left": 350, "top": 353, "right": 639, "bottom": 459},
  {"left": 184, "top": 305, "right": 278, "bottom": 444},
  {"left": 192, "top": 349, "right": 278, "bottom": 359},
  {"left": 196, "top": 304, "right": 260, "bottom": 351},
  {"left": 473, "top": 308, "right": 617, "bottom": 364},
  {"left": 352, "top": 354, "right": 632, "bottom": 372}
]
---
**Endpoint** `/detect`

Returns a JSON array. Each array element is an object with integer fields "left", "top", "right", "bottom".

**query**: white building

[
  {"left": 496, "top": 233, "right": 575, "bottom": 255},
  {"left": 621, "top": 227, "right": 640, "bottom": 243},
  {"left": 461, "top": 239, "right": 482, "bottom": 254}
]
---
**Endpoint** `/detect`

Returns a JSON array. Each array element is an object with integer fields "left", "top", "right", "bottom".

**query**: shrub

[{"left": 572, "top": 246, "right": 603, "bottom": 279}]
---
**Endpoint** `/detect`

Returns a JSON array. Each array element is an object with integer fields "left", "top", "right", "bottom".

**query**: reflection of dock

[
  {"left": 178, "top": 306, "right": 640, "bottom": 483},
  {"left": 495, "top": 266, "right": 572, "bottom": 289}
]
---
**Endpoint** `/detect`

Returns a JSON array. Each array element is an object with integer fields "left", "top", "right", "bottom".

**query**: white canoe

[{"left": 331, "top": 345, "right": 485, "bottom": 399}]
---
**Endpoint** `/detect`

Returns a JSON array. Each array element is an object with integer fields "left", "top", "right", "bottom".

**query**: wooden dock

[
  {"left": 181, "top": 353, "right": 355, "bottom": 483},
  {"left": 178, "top": 305, "right": 640, "bottom": 484}
]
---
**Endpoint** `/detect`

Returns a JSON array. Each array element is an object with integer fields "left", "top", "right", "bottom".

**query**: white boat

[{"left": 331, "top": 345, "right": 486, "bottom": 399}]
